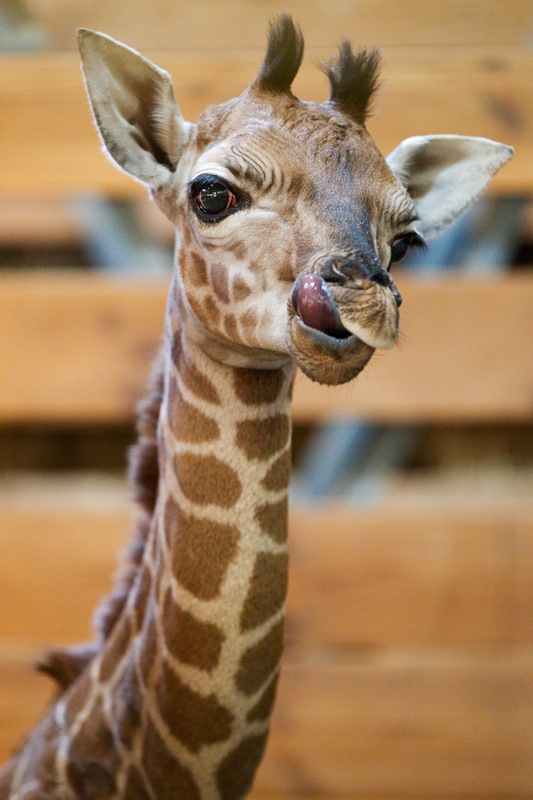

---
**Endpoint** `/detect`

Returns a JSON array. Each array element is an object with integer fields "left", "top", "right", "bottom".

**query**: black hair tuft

[
  {"left": 255, "top": 14, "right": 304, "bottom": 93},
  {"left": 323, "top": 42, "right": 382, "bottom": 125}
]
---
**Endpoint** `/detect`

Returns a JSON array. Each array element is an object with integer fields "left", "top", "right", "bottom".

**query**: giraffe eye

[
  {"left": 390, "top": 232, "right": 426, "bottom": 264},
  {"left": 191, "top": 175, "right": 239, "bottom": 221}
]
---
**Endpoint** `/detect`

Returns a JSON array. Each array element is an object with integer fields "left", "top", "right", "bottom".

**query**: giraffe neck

[
  {"left": 129, "top": 306, "right": 295, "bottom": 798},
  {"left": 0, "top": 290, "right": 295, "bottom": 800}
]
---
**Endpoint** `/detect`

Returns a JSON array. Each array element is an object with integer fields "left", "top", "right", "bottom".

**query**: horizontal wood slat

[
  {"left": 1, "top": 646, "right": 531, "bottom": 797},
  {"left": 1, "top": 271, "right": 532, "bottom": 424},
  {"left": 2, "top": 46, "right": 531, "bottom": 197},
  {"left": 1, "top": 481, "right": 531, "bottom": 796},
  {"left": 25, "top": 0, "right": 533, "bottom": 50},
  {"left": 1, "top": 481, "right": 531, "bottom": 647}
]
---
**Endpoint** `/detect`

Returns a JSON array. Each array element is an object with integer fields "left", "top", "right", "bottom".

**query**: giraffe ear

[
  {"left": 386, "top": 135, "right": 513, "bottom": 240},
  {"left": 78, "top": 29, "right": 193, "bottom": 189}
]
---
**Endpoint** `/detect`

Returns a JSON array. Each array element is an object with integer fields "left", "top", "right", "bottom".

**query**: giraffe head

[{"left": 79, "top": 16, "right": 512, "bottom": 385}]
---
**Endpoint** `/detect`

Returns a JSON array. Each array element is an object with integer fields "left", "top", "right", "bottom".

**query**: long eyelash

[{"left": 410, "top": 232, "right": 427, "bottom": 252}]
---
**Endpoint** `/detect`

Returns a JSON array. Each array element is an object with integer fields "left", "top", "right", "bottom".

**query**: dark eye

[
  {"left": 191, "top": 175, "right": 239, "bottom": 221},
  {"left": 390, "top": 232, "right": 426, "bottom": 264}
]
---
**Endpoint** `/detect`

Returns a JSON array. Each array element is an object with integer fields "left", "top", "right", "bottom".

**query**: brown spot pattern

[
  {"left": 171, "top": 339, "right": 220, "bottom": 405},
  {"left": 223, "top": 313, "right": 239, "bottom": 340},
  {"left": 235, "top": 620, "right": 284, "bottom": 696},
  {"left": 168, "top": 374, "right": 220, "bottom": 443},
  {"left": 232, "top": 276, "right": 252, "bottom": 301},
  {"left": 64, "top": 670, "right": 93, "bottom": 728},
  {"left": 142, "top": 715, "right": 200, "bottom": 800},
  {"left": 99, "top": 615, "right": 132, "bottom": 683},
  {"left": 189, "top": 251, "right": 208, "bottom": 286},
  {"left": 240, "top": 552, "right": 288, "bottom": 632},
  {"left": 246, "top": 673, "right": 279, "bottom": 722},
  {"left": 132, "top": 564, "right": 152, "bottom": 632},
  {"left": 261, "top": 451, "right": 291, "bottom": 491},
  {"left": 202, "top": 294, "right": 221, "bottom": 326},
  {"left": 157, "top": 659, "right": 233, "bottom": 752},
  {"left": 123, "top": 765, "right": 152, "bottom": 800},
  {"left": 165, "top": 498, "right": 239, "bottom": 600},
  {"left": 216, "top": 732, "right": 269, "bottom": 800},
  {"left": 174, "top": 453, "right": 242, "bottom": 508},
  {"left": 139, "top": 615, "right": 158, "bottom": 685},
  {"left": 255, "top": 499, "right": 288, "bottom": 543},
  {"left": 111, "top": 659, "right": 142, "bottom": 748},
  {"left": 233, "top": 368, "right": 284, "bottom": 405},
  {"left": 240, "top": 308, "right": 258, "bottom": 337},
  {"left": 211, "top": 263, "right": 231, "bottom": 303},
  {"left": 163, "top": 589, "right": 224, "bottom": 672},
  {"left": 66, "top": 696, "right": 119, "bottom": 799},
  {"left": 236, "top": 414, "right": 289, "bottom": 461}
]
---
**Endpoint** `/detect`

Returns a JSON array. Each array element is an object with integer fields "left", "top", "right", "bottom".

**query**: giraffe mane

[
  {"left": 322, "top": 42, "right": 382, "bottom": 126},
  {"left": 36, "top": 352, "right": 165, "bottom": 691}
]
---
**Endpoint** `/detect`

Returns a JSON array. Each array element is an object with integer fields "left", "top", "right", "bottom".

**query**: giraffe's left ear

[
  {"left": 78, "top": 29, "right": 193, "bottom": 189},
  {"left": 386, "top": 135, "right": 513, "bottom": 240}
]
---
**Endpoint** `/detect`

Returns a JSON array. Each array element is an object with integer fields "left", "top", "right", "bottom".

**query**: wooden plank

[
  {"left": 1, "top": 271, "right": 532, "bottom": 424},
  {"left": 25, "top": 0, "right": 533, "bottom": 50},
  {"left": 1, "top": 478, "right": 532, "bottom": 647},
  {"left": 0, "top": 644, "right": 531, "bottom": 797},
  {"left": 258, "top": 649, "right": 533, "bottom": 797},
  {"left": 1, "top": 46, "right": 531, "bottom": 197}
]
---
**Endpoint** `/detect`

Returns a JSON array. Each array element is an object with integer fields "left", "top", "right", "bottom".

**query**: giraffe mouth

[{"left": 290, "top": 274, "right": 352, "bottom": 340}]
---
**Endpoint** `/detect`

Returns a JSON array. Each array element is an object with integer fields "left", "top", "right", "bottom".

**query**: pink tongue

[{"left": 291, "top": 274, "right": 350, "bottom": 339}]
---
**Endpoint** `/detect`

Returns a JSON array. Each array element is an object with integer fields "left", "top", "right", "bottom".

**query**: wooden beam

[
  {"left": 24, "top": 0, "right": 533, "bottom": 50},
  {"left": 1, "top": 644, "right": 530, "bottom": 797},
  {"left": 1, "top": 46, "right": 531, "bottom": 197},
  {"left": 0, "top": 271, "right": 532, "bottom": 424},
  {"left": 0, "top": 479, "right": 531, "bottom": 647}
]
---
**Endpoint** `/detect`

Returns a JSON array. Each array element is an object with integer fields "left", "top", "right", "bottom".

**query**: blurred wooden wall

[{"left": 1, "top": 1, "right": 533, "bottom": 798}]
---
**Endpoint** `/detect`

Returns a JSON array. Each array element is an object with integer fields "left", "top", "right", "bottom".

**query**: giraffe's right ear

[{"left": 78, "top": 29, "right": 192, "bottom": 189}]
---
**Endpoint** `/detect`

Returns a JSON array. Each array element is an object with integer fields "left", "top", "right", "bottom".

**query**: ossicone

[
  {"left": 323, "top": 42, "right": 382, "bottom": 126},
  {"left": 253, "top": 14, "right": 304, "bottom": 94}
]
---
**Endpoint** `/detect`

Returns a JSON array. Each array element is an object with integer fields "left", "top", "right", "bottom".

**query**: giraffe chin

[{"left": 288, "top": 313, "right": 375, "bottom": 385}]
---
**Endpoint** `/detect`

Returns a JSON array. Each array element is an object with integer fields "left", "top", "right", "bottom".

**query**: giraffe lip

[{"left": 291, "top": 274, "right": 352, "bottom": 340}]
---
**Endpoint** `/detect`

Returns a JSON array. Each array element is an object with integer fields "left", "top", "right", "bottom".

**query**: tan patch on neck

[
  {"left": 168, "top": 373, "right": 220, "bottom": 443},
  {"left": 240, "top": 551, "right": 288, "bottom": 632},
  {"left": 174, "top": 453, "right": 242, "bottom": 508},
  {"left": 235, "top": 619, "right": 284, "bottom": 696},
  {"left": 232, "top": 368, "right": 284, "bottom": 405},
  {"left": 255, "top": 498, "right": 288, "bottom": 543},
  {"left": 216, "top": 732, "right": 269, "bottom": 800},
  {"left": 142, "top": 715, "right": 200, "bottom": 800},
  {"left": 165, "top": 497, "right": 239, "bottom": 600},
  {"left": 157, "top": 659, "right": 233, "bottom": 752},
  {"left": 246, "top": 673, "right": 279, "bottom": 722},
  {"left": 163, "top": 589, "right": 224, "bottom": 672},
  {"left": 171, "top": 339, "right": 220, "bottom": 405},
  {"left": 261, "top": 450, "right": 291, "bottom": 491},
  {"left": 236, "top": 414, "right": 289, "bottom": 461}
]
